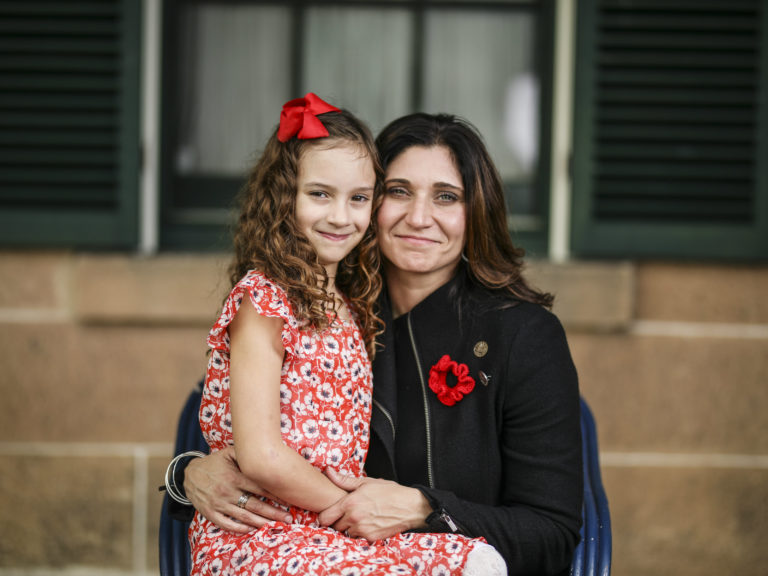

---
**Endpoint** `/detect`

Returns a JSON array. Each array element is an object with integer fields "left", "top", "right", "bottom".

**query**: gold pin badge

[{"left": 473, "top": 341, "right": 488, "bottom": 358}]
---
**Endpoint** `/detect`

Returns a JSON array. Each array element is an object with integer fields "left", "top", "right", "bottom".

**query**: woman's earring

[{"left": 461, "top": 252, "right": 469, "bottom": 263}]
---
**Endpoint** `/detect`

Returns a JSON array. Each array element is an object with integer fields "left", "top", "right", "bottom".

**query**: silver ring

[{"left": 236, "top": 492, "right": 251, "bottom": 509}]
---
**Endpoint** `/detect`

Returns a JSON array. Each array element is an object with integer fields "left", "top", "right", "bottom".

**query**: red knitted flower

[{"left": 428, "top": 355, "right": 476, "bottom": 406}]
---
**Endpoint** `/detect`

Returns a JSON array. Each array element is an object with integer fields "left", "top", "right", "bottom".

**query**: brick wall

[{"left": 1, "top": 251, "right": 766, "bottom": 575}]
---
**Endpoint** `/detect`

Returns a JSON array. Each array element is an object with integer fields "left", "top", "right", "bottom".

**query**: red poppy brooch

[{"left": 428, "top": 354, "right": 476, "bottom": 406}]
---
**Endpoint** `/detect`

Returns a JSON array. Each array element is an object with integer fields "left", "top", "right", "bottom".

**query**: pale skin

[
  {"left": 223, "top": 142, "right": 379, "bottom": 524},
  {"left": 187, "top": 145, "right": 467, "bottom": 540}
]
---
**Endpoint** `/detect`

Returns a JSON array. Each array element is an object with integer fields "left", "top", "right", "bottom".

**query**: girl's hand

[
  {"left": 185, "top": 446, "right": 293, "bottom": 533},
  {"left": 317, "top": 468, "right": 432, "bottom": 541}
]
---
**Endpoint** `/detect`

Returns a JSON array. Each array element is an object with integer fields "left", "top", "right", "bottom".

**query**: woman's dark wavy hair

[
  {"left": 230, "top": 109, "right": 384, "bottom": 358},
  {"left": 375, "top": 112, "right": 553, "bottom": 308}
]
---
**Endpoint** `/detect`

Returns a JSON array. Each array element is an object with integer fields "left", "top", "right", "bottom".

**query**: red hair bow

[
  {"left": 277, "top": 92, "right": 341, "bottom": 142},
  {"left": 428, "top": 355, "right": 476, "bottom": 406}
]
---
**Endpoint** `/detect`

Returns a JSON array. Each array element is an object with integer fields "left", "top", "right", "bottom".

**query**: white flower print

[
  {"left": 319, "top": 355, "right": 336, "bottom": 373},
  {"left": 310, "top": 534, "right": 329, "bottom": 546},
  {"left": 327, "top": 420, "right": 343, "bottom": 441},
  {"left": 321, "top": 409, "right": 337, "bottom": 422},
  {"left": 430, "top": 564, "right": 451, "bottom": 576},
  {"left": 206, "top": 429, "right": 222, "bottom": 445},
  {"left": 299, "top": 362, "right": 315, "bottom": 380},
  {"left": 220, "top": 412, "right": 232, "bottom": 433},
  {"left": 326, "top": 448, "right": 343, "bottom": 467},
  {"left": 287, "top": 427, "right": 303, "bottom": 445},
  {"left": 207, "top": 378, "right": 224, "bottom": 398},
  {"left": 448, "top": 553, "right": 465, "bottom": 570},
  {"left": 302, "top": 419, "right": 320, "bottom": 439},
  {"left": 350, "top": 361, "right": 365, "bottom": 382},
  {"left": 209, "top": 351, "right": 226, "bottom": 372},
  {"left": 324, "top": 551, "right": 345, "bottom": 566},
  {"left": 280, "top": 412, "right": 292, "bottom": 433},
  {"left": 291, "top": 398, "right": 306, "bottom": 416},
  {"left": 339, "top": 568, "right": 361, "bottom": 576},
  {"left": 200, "top": 403, "right": 216, "bottom": 423},
  {"left": 279, "top": 383, "right": 292, "bottom": 404},
  {"left": 277, "top": 543, "right": 296, "bottom": 557},
  {"left": 407, "top": 556, "right": 425, "bottom": 572},
  {"left": 231, "top": 548, "right": 253, "bottom": 569},
  {"left": 208, "top": 558, "right": 222, "bottom": 576},
  {"left": 300, "top": 446, "right": 315, "bottom": 462},
  {"left": 303, "top": 392, "right": 319, "bottom": 414},
  {"left": 316, "top": 383, "right": 334, "bottom": 403},
  {"left": 300, "top": 335, "right": 317, "bottom": 355},
  {"left": 251, "top": 562, "right": 270, "bottom": 576},
  {"left": 285, "top": 555, "right": 304, "bottom": 574},
  {"left": 323, "top": 335, "right": 339, "bottom": 354}
]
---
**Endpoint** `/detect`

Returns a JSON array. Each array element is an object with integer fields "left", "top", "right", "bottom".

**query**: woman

[{"left": 168, "top": 112, "right": 582, "bottom": 575}]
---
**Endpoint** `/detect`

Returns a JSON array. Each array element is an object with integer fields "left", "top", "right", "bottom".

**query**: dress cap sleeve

[{"left": 207, "top": 270, "right": 299, "bottom": 352}]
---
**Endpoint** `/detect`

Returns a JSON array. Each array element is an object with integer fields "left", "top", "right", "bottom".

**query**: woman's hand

[
  {"left": 184, "top": 446, "right": 293, "bottom": 533},
  {"left": 317, "top": 468, "right": 433, "bottom": 541}
]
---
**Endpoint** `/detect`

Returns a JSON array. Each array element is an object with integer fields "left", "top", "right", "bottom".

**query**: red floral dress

[{"left": 189, "top": 271, "right": 481, "bottom": 575}]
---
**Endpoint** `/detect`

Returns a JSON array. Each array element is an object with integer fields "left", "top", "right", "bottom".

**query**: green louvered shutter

[
  {"left": 0, "top": 0, "right": 140, "bottom": 248},
  {"left": 572, "top": 0, "right": 768, "bottom": 259}
]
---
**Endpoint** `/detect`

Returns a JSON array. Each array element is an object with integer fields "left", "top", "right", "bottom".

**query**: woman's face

[{"left": 376, "top": 145, "right": 466, "bottom": 283}]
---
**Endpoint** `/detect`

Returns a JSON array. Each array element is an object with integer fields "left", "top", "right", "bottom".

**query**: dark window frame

[{"left": 159, "top": 0, "right": 556, "bottom": 256}]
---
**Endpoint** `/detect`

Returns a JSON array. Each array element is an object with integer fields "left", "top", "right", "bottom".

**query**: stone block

[
  {"left": 570, "top": 333, "right": 768, "bottom": 453},
  {"left": 636, "top": 262, "right": 768, "bottom": 324},
  {"left": 0, "top": 323, "right": 207, "bottom": 442},
  {"left": 602, "top": 466, "right": 768, "bottom": 576},
  {"left": 73, "top": 253, "right": 231, "bottom": 325},
  {"left": 0, "top": 251, "right": 69, "bottom": 310},
  {"left": 0, "top": 454, "right": 133, "bottom": 568},
  {"left": 527, "top": 260, "right": 635, "bottom": 331}
]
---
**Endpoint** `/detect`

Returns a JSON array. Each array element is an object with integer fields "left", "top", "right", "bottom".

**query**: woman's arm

[
  {"left": 229, "top": 300, "right": 347, "bottom": 513},
  {"left": 182, "top": 447, "right": 293, "bottom": 532}
]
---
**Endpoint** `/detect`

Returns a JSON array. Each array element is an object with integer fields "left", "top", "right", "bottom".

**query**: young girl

[{"left": 188, "top": 94, "right": 493, "bottom": 575}]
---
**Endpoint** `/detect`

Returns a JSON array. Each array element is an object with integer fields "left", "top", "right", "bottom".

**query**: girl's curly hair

[{"left": 229, "top": 109, "right": 384, "bottom": 358}]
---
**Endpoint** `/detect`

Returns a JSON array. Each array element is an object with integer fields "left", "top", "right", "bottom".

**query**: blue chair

[
  {"left": 159, "top": 385, "right": 208, "bottom": 576},
  {"left": 571, "top": 398, "right": 612, "bottom": 576},
  {"left": 160, "top": 386, "right": 611, "bottom": 576}
]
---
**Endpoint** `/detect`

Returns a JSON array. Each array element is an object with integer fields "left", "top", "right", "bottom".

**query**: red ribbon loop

[{"left": 277, "top": 92, "right": 341, "bottom": 142}]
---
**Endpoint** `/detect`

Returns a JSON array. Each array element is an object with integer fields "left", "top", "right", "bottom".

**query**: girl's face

[
  {"left": 376, "top": 145, "right": 467, "bottom": 283},
  {"left": 295, "top": 143, "right": 375, "bottom": 277}
]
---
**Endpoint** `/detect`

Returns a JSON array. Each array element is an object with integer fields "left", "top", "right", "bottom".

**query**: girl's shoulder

[
  {"left": 208, "top": 269, "right": 299, "bottom": 351},
  {"left": 233, "top": 269, "right": 293, "bottom": 315}
]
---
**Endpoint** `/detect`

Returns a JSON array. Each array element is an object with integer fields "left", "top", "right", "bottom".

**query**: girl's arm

[{"left": 229, "top": 299, "right": 347, "bottom": 513}]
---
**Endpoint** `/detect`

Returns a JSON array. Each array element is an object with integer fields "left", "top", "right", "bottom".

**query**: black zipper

[
  {"left": 372, "top": 398, "right": 395, "bottom": 441},
  {"left": 406, "top": 312, "right": 434, "bottom": 489}
]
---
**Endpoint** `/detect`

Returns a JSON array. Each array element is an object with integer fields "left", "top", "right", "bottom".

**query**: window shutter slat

[
  {"left": 572, "top": 0, "right": 768, "bottom": 258},
  {"left": 0, "top": 0, "right": 139, "bottom": 247}
]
